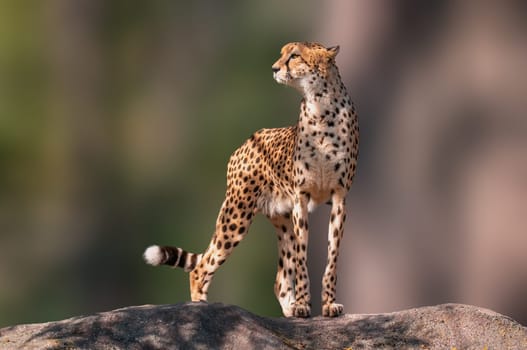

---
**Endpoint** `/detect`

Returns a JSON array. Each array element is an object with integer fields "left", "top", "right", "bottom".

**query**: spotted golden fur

[{"left": 144, "top": 42, "right": 359, "bottom": 317}]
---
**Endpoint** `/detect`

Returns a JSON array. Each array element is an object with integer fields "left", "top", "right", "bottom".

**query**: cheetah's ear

[{"left": 327, "top": 45, "right": 340, "bottom": 58}]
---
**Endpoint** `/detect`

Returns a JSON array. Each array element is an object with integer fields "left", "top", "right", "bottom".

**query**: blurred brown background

[{"left": 1, "top": 0, "right": 526, "bottom": 327}]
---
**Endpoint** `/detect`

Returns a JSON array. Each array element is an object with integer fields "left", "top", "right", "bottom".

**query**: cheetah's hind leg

[
  {"left": 189, "top": 197, "right": 255, "bottom": 302},
  {"left": 269, "top": 214, "right": 297, "bottom": 317}
]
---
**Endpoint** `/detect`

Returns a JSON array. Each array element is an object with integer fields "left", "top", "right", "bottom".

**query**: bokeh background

[{"left": 1, "top": 0, "right": 526, "bottom": 327}]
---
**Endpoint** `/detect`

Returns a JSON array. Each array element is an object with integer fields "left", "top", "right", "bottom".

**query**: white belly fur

[
  {"left": 256, "top": 164, "right": 338, "bottom": 218},
  {"left": 257, "top": 192, "right": 294, "bottom": 217}
]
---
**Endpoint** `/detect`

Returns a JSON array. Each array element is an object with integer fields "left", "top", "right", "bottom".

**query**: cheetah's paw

[
  {"left": 322, "top": 302, "right": 344, "bottom": 317},
  {"left": 292, "top": 303, "right": 311, "bottom": 318}
]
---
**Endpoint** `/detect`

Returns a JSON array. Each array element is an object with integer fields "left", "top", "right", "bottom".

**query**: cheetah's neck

[{"left": 298, "top": 67, "right": 353, "bottom": 130}]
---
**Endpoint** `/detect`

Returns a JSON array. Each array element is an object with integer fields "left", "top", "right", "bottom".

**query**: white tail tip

[{"left": 143, "top": 245, "right": 164, "bottom": 266}]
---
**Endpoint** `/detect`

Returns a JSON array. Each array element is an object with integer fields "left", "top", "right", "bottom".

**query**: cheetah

[{"left": 144, "top": 42, "right": 359, "bottom": 318}]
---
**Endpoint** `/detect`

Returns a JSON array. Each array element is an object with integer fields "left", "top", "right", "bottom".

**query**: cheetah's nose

[{"left": 272, "top": 66, "right": 280, "bottom": 73}]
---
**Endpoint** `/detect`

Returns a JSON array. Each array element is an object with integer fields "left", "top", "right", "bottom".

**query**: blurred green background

[
  {"left": 1, "top": 1, "right": 527, "bottom": 327},
  {"left": 0, "top": 1, "right": 305, "bottom": 324}
]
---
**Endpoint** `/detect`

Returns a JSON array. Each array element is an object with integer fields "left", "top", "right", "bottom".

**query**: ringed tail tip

[{"left": 143, "top": 245, "right": 164, "bottom": 266}]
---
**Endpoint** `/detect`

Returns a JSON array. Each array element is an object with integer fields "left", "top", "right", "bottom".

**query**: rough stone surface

[{"left": 0, "top": 303, "right": 525, "bottom": 349}]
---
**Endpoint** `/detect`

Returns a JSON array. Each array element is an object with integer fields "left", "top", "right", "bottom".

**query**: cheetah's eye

[{"left": 286, "top": 53, "right": 300, "bottom": 65}]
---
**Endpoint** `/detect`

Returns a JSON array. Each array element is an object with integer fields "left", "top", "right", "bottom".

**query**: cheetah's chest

[{"left": 298, "top": 142, "right": 349, "bottom": 204}]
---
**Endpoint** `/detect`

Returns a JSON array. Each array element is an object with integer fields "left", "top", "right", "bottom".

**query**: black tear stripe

[{"left": 285, "top": 55, "right": 304, "bottom": 72}]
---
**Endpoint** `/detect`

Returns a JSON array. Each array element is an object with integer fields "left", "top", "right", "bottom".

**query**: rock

[{"left": 0, "top": 303, "right": 525, "bottom": 349}]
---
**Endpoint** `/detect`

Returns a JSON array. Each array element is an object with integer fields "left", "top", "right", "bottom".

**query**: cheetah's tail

[{"left": 143, "top": 245, "right": 202, "bottom": 272}]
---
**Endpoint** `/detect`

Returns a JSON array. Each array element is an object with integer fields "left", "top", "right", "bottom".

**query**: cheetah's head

[{"left": 271, "top": 42, "right": 339, "bottom": 93}]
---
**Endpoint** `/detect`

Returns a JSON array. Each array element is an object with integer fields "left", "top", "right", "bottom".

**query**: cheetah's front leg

[
  {"left": 321, "top": 191, "right": 346, "bottom": 317},
  {"left": 291, "top": 193, "right": 311, "bottom": 317}
]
